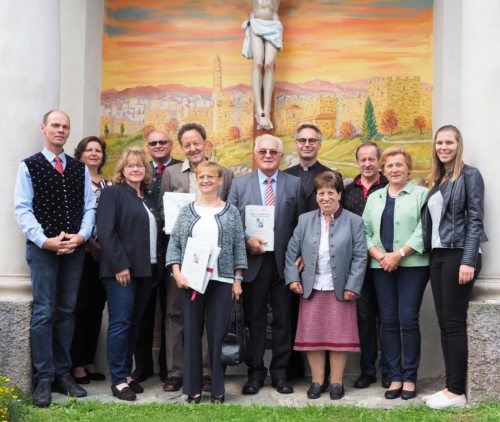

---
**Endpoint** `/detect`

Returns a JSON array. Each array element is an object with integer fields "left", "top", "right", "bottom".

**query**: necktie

[
  {"left": 265, "top": 177, "right": 275, "bottom": 206},
  {"left": 156, "top": 163, "right": 164, "bottom": 176},
  {"left": 54, "top": 156, "right": 64, "bottom": 174}
]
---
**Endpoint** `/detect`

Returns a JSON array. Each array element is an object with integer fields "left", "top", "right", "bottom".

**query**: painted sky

[{"left": 102, "top": 0, "right": 433, "bottom": 91}]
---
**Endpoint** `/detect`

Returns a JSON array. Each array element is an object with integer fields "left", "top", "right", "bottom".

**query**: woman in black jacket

[
  {"left": 421, "top": 125, "right": 488, "bottom": 409},
  {"left": 97, "top": 146, "right": 162, "bottom": 401}
]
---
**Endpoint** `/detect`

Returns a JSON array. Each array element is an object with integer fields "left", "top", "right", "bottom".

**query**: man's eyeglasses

[
  {"left": 296, "top": 138, "right": 319, "bottom": 145},
  {"left": 255, "top": 149, "right": 280, "bottom": 157},
  {"left": 148, "top": 140, "right": 171, "bottom": 147}
]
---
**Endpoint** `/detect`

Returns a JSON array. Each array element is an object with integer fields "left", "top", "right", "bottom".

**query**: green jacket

[{"left": 362, "top": 182, "right": 429, "bottom": 268}]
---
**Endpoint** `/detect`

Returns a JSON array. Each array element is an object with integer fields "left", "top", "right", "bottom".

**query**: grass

[{"left": 9, "top": 400, "right": 500, "bottom": 422}]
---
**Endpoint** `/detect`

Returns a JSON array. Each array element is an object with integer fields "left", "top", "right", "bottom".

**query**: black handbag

[{"left": 220, "top": 299, "right": 251, "bottom": 366}]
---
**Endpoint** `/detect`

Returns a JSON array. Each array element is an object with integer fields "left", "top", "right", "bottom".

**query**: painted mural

[{"left": 100, "top": 0, "right": 433, "bottom": 181}]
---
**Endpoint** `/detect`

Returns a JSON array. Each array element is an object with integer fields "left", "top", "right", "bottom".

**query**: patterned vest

[{"left": 24, "top": 152, "right": 85, "bottom": 238}]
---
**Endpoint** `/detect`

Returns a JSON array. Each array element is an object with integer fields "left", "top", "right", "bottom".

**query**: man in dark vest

[
  {"left": 14, "top": 110, "right": 96, "bottom": 407},
  {"left": 133, "top": 130, "right": 180, "bottom": 383}
]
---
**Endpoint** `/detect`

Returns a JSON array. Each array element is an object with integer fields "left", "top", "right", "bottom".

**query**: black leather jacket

[{"left": 421, "top": 164, "right": 488, "bottom": 267}]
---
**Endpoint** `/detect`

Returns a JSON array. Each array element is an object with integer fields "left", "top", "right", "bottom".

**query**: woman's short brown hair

[
  {"left": 74, "top": 136, "right": 107, "bottom": 173},
  {"left": 313, "top": 171, "right": 344, "bottom": 194},
  {"left": 113, "top": 146, "right": 152, "bottom": 190},
  {"left": 195, "top": 160, "right": 223, "bottom": 178},
  {"left": 380, "top": 147, "right": 413, "bottom": 172}
]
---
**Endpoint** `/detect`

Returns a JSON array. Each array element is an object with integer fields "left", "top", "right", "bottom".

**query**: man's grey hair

[
  {"left": 254, "top": 134, "right": 283, "bottom": 152},
  {"left": 294, "top": 123, "right": 322, "bottom": 141}
]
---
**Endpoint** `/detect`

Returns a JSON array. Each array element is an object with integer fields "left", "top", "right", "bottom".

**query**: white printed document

[{"left": 245, "top": 205, "right": 275, "bottom": 252}]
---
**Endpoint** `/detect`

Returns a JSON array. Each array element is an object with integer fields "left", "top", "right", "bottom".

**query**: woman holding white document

[{"left": 166, "top": 161, "right": 247, "bottom": 404}]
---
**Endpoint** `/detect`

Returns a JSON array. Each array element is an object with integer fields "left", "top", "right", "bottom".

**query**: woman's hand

[
  {"left": 115, "top": 268, "right": 131, "bottom": 287},
  {"left": 295, "top": 256, "right": 305, "bottom": 273},
  {"left": 343, "top": 289, "right": 358, "bottom": 301},
  {"left": 459, "top": 264, "right": 475, "bottom": 284},
  {"left": 174, "top": 273, "right": 190, "bottom": 289},
  {"left": 380, "top": 252, "right": 401, "bottom": 272},
  {"left": 232, "top": 280, "right": 242, "bottom": 300},
  {"left": 289, "top": 281, "right": 304, "bottom": 295}
]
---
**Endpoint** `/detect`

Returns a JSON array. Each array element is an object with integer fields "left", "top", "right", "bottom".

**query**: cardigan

[
  {"left": 363, "top": 181, "right": 429, "bottom": 268},
  {"left": 165, "top": 202, "right": 248, "bottom": 278}
]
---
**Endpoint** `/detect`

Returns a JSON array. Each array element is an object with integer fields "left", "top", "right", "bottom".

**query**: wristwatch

[
  {"left": 234, "top": 275, "right": 244, "bottom": 281},
  {"left": 399, "top": 248, "right": 406, "bottom": 257}
]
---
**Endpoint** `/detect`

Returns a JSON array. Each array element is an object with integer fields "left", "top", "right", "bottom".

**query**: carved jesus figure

[{"left": 242, "top": 0, "right": 282, "bottom": 130}]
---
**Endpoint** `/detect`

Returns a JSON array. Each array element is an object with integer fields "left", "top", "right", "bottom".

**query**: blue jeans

[
  {"left": 102, "top": 271, "right": 154, "bottom": 386},
  {"left": 372, "top": 266, "right": 429, "bottom": 383},
  {"left": 26, "top": 242, "right": 85, "bottom": 382}
]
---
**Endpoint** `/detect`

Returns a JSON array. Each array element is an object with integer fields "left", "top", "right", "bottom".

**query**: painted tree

[
  {"left": 340, "top": 121, "right": 354, "bottom": 138},
  {"left": 362, "top": 96, "right": 378, "bottom": 140},
  {"left": 414, "top": 115, "right": 427, "bottom": 135},
  {"left": 120, "top": 122, "right": 125, "bottom": 136},
  {"left": 381, "top": 109, "right": 398, "bottom": 135},
  {"left": 229, "top": 126, "right": 241, "bottom": 141},
  {"left": 103, "top": 123, "right": 109, "bottom": 139}
]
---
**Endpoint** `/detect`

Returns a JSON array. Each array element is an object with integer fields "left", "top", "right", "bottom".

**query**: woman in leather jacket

[{"left": 421, "top": 125, "right": 487, "bottom": 409}]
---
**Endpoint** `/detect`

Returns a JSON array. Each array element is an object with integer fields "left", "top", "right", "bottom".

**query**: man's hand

[
  {"left": 86, "top": 237, "right": 101, "bottom": 261},
  {"left": 295, "top": 256, "right": 305, "bottom": 273},
  {"left": 246, "top": 236, "right": 266, "bottom": 255},
  {"left": 289, "top": 281, "right": 304, "bottom": 295},
  {"left": 343, "top": 289, "right": 358, "bottom": 301},
  {"left": 57, "top": 233, "right": 85, "bottom": 255},
  {"left": 42, "top": 232, "right": 66, "bottom": 252},
  {"left": 115, "top": 268, "right": 131, "bottom": 287},
  {"left": 459, "top": 264, "right": 475, "bottom": 284}
]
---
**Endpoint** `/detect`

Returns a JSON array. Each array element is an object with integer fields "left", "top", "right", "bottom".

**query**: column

[{"left": 0, "top": 0, "right": 61, "bottom": 394}]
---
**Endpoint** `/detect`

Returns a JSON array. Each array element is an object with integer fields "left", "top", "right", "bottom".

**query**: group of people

[{"left": 14, "top": 110, "right": 486, "bottom": 410}]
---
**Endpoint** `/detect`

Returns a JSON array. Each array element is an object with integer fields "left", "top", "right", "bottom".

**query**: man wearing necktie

[
  {"left": 133, "top": 131, "right": 181, "bottom": 383},
  {"left": 14, "top": 110, "right": 96, "bottom": 407},
  {"left": 228, "top": 134, "right": 302, "bottom": 395}
]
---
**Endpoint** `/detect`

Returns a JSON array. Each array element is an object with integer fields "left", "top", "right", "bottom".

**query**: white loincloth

[{"left": 242, "top": 18, "right": 283, "bottom": 59}]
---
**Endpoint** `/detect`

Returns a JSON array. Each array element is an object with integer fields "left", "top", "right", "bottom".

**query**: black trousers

[
  {"left": 71, "top": 252, "right": 107, "bottom": 368},
  {"left": 181, "top": 281, "right": 232, "bottom": 396},
  {"left": 430, "top": 249, "right": 481, "bottom": 395},
  {"left": 356, "top": 269, "right": 388, "bottom": 377},
  {"left": 133, "top": 277, "right": 167, "bottom": 380},
  {"left": 243, "top": 253, "right": 292, "bottom": 382}
]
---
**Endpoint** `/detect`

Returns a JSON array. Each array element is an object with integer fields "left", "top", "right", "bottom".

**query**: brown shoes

[{"left": 162, "top": 377, "right": 183, "bottom": 392}]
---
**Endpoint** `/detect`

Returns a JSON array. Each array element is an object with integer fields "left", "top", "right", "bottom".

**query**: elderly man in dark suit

[
  {"left": 159, "top": 123, "right": 233, "bottom": 392},
  {"left": 133, "top": 130, "right": 181, "bottom": 383},
  {"left": 228, "top": 134, "right": 301, "bottom": 395}
]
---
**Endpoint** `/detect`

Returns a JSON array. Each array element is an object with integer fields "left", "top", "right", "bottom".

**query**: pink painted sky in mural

[{"left": 102, "top": 0, "right": 433, "bottom": 91}]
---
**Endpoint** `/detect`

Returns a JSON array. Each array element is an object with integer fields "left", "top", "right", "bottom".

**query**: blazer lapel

[{"left": 251, "top": 172, "right": 263, "bottom": 205}]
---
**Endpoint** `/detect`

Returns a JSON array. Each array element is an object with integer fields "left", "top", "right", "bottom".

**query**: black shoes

[
  {"left": 329, "top": 383, "right": 345, "bottom": 400},
  {"left": 385, "top": 387, "right": 403, "bottom": 399},
  {"left": 381, "top": 373, "right": 391, "bottom": 389},
  {"left": 32, "top": 381, "right": 52, "bottom": 407},
  {"left": 271, "top": 379, "right": 294, "bottom": 394},
  {"left": 52, "top": 373, "right": 87, "bottom": 397},
  {"left": 187, "top": 393, "right": 202, "bottom": 404},
  {"left": 242, "top": 379, "right": 264, "bottom": 395},
  {"left": 353, "top": 374, "right": 377, "bottom": 389},
  {"left": 131, "top": 370, "right": 153, "bottom": 383},
  {"left": 401, "top": 384, "right": 417, "bottom": 400},
  {"left": 73, "top": 374, "right": 90, "bottom": 385},
  {"left": 87, "top": 372, "right": 106, "bottom": 381},
  {"left": 128, "top": 379, "right": 144, "bottom": 394},
  {"left": 162, "top": 376, "right": 183, "bottom": 392},
  {"left": 111, "top": 385, "right": 136, "bottom": 401},
  {"left": 211, "top": 394, "right": 225, "bottom": 404},
  {"left": 307, "top": 380, "right": 329, "bottom": 399}
]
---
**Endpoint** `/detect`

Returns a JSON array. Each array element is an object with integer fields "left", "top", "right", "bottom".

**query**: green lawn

[{"left": 9, "top": 400, "right": 500, "bottom": 422}]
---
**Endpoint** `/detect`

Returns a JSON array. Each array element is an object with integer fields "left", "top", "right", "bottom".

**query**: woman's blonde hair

[
  {"left": 430, "top": 125, "right": 464, "bottom": 183},
  {"left": 195, "top": 160, "right": 223, "bottom": 178},
  {"left": 113, "top": 146, "right": 152, "bottom": 190},
  {"left": 380, "top": 147, "right": 413, "bottom": 172}
]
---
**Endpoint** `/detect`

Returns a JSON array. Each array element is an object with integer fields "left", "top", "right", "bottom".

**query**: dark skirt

[{"left": 294, "top": 290, "right": 360, "bottom": 352}]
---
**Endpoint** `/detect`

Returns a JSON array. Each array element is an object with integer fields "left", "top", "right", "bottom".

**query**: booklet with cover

[
  {"left": 245, "top": 205, "right": 275, "bottom": 251},
  {"left": 181, "top": 237, "right": 221, "bottom": 294},
  {"left": 163, "top": 192, "right": 196, "bottom": 234}
]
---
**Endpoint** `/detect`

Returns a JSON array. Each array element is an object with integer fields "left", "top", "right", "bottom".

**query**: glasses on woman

[
  {"left": 196, "top": 175, "right": 218, "bottom": 181},
  {"left": 125, "top": 163, "right": 145, "bottom": 170}
]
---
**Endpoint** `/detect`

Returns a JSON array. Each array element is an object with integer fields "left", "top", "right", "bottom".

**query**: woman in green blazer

[{"left": 362, "top": 148, "right": 429, "bottom": 401}]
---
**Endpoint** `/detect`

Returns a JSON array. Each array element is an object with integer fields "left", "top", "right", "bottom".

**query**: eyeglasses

[
  {"left": 125, "top": 163, "right": 145, "bottom": 170},
  {"left": 255, "top": 149, "right": 280, "bottom": 157},
  {"left": 148, "top": 140, "right": 171, "bottom": 146},
  {"left": 196, "top": 175, "right": 218, "bottom": 181},
  {"left": 296, "top": 138, "right": 319, "bottom": 145}
]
